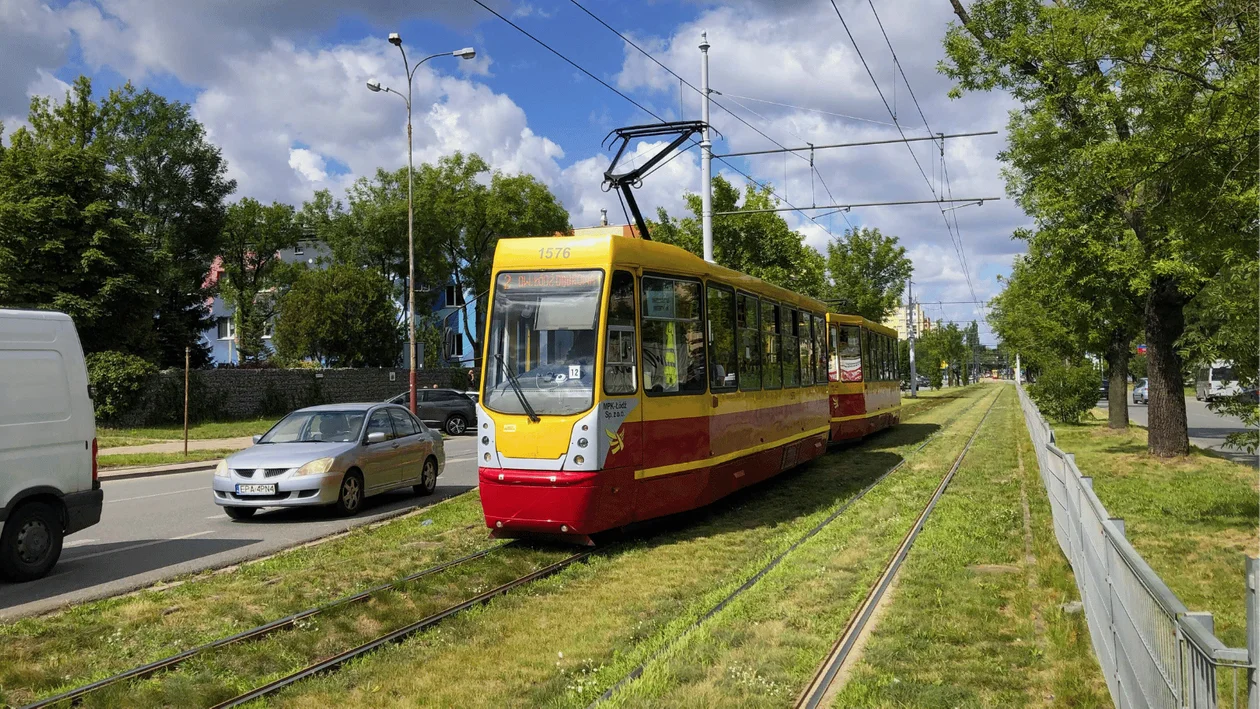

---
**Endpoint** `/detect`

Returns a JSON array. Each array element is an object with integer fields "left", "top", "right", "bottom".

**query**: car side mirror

[
  {"left": 252, "top": 435, "right": 262, "bottom": 444},
  {"left": 366, "top": 431, "right": 387, "bottom": 444}
]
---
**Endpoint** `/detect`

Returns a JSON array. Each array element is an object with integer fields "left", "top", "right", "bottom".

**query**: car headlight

[
  {"left": 215, "top": 460, "right": 229, "bottom": 478},
  {"left": 294, "top": 457, "right": 336, "bottom": 476}
]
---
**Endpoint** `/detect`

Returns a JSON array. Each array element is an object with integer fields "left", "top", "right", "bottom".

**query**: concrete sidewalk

[{"left": 100, "top": 436, "right": 255, "bottom": 455}]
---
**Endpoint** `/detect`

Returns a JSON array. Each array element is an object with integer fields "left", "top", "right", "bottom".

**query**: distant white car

[
  {"left": 0, "top": 309, "right": 103, "bottom": 581},
  {"left": 1195, "top": 361, "right": 1242, "bottom": 402}
]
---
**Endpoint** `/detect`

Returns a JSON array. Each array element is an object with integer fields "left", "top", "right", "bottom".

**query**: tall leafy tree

[
  {"left": 943, "top": 0, "right": 1258, "bottom": 455},
  {"left": 652, "top": 175, "right": 827, "bottom": 298},
  {"left": 823, "top": 226, "right": 912, "bottom": 322},
  {"left": 0, "top": 124, "right": 157, "bottom": 356},
  {"left": 273, "top": 264, "right": 401, "bottom": 367},
  {"left": 219, "top": 199, "right": 301, "bottom": 362},
  {"left": 415, "top": 152, "right": 571, "bottom": 355},
  {"left": 26, "top": 77, "right": 235, "bottom": 367}
]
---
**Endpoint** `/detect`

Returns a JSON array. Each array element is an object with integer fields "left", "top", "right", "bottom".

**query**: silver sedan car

[{"left": 212, "top": 403, "right": 444, "bottom": 520}]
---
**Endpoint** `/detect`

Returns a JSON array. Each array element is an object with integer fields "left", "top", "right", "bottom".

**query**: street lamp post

[{"left": 367, "top": 36, "right": 475, "bottom": 415}]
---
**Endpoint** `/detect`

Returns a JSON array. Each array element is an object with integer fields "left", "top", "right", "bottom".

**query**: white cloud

[{"left": 288, "top": 148, "right": 328, "bottom": 183}]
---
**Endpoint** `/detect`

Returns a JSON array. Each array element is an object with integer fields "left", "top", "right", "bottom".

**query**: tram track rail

[
  {"left": 793, "top": 387, "right": 1001, "bottom": 709},
  {"left": 209, "top": 550, "right": 593, "bottom": 708},
  {"left": 587, "top": 386, "right": 1000, "bottom": 707},
  {"left": 19, "top": 544, "right": 512, "bottom": 709}
]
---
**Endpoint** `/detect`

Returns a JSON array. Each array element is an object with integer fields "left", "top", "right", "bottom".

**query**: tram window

[
  {"left": 707, "top": 284, "right": 737, "bottom": 391},
  {"left": 737, "top": 293, "right": 761, "bottom": 391},
  {"left": 641, "top": 275, "right": 706, "bottom": 395},
  {"left": 885, "top": 336, "right": 894, "bottom": 381},
  {"left": 880, "top": 335, "right": 889, "bottom": 381},
  {"left": 828, "top": 323, "right": 841, "bottom": 382},
  {"left": 813, "top": 314, "right": 826, "bottom": 385},
  {"left": 798, "top": 310, "right": 813, "bottom": 386},
  {"left": 761, "top": 301, "right": 781, "bottom": 390},
  {"left": 783, "top": 309, "right": 801, "bottom": 387},
  {"left": 604, "top": 270, "right": 637, "bottom": 395},
  {"left": 838, "top": 326, "right": 862, "bottom": 382}
]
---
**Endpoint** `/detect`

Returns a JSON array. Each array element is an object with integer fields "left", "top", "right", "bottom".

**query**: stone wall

[{"left": 116, "top": 367, "right": 477, "bottom": 427}]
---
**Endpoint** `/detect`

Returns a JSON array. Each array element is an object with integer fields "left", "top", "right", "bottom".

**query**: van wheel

[
  {"left": 445, "top": 414, "right": 468, "bottom": 436},
  {"left": 414, "top": 457, "right": 439, "bottom": 496},
  {"left": 224, "top": 506, "right": 256, "bottom": 520},
  {"left": 0, "top": 502, "right": 63, "bottom": 582},
  {"left": 334, "top": 472, "right": 364, "bottom": 516}
]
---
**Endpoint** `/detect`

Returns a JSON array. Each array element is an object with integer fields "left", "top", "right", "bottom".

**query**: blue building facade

[{"left": 202, "top": 241, "right": 475, "bottom": 368}]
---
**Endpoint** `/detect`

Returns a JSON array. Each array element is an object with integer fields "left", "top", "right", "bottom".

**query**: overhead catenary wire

[
  {"left": 707, "top": 91, "right": 895, "bottom": 128},
  {"left": 559, "top": 0, "right": 839, "bottom": 238},
  {"left": 827, "top": 0, "right": 982, "bottom": 310}
]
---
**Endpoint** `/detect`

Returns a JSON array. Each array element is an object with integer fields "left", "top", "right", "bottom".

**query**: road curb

[{"left": 98, "top": 460, "right": 221, "bottom": 481}]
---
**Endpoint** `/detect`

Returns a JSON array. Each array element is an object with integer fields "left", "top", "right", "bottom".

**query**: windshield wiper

[{"left": 495, "top": 353, "right": 541, "bottom": 423}]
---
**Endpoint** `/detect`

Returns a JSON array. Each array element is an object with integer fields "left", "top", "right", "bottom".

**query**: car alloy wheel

[
  {"left": 339, "top": 475, "right": 362, "bottom": 514},
  {"left": 417, "top": 458, "right": 438, "bottom": 495},
  {"left": 446, "top": 415, "right": 467, "bottom": 436}
]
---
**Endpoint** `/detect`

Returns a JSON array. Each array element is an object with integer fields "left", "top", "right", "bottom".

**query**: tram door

[{"left": 597, "top": 270, "right": 643, "bottom": 525}]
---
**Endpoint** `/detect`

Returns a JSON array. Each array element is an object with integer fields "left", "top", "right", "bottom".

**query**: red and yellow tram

[{"left": 476, "top": 233, "right": 899, "bottom": 543}]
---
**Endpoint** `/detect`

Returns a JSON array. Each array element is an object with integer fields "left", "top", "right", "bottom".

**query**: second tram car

[{"left": 476, "top": 233, "right": 900, "bottom": 543}]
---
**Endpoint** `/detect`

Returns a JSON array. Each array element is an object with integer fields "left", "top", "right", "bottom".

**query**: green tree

[
  {"left": 652, "top": 175, "right": 827, "bottom": 298},
  {"left": 415, "top": 152, "right": 571, "bottom": 355},
  {"left": 0, "top": 124, "right": 157, "bottom": 356},
  {"left": 219, "top": 198, "right": 301, "bottom": 362},
  {"left": 273, "top": 264, "right": 402, "bottom": 367},
  {"left": 823, "top": 226, "right": 912, "bottom": 321},
  {"left": 25, "top": 77, "right": 235, "bottom": 368},
  {"left": 943, "top": 0, "right": 1258, "bottom": 455}
]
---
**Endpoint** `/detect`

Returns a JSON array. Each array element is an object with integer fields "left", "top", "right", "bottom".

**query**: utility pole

[
  {"left": 907, "top": 280, "right": 918, "bottom": 398},
  {"left": 699, "top": 31, "right": 714, "bottom": 264}
]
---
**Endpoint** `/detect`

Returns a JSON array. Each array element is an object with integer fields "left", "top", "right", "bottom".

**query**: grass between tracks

[
  {"left": 1050, "top": 418, "right": 1258, "bottom": 649},
  {"left": 833, "top": 385, "right": 1108, "bottom": 707},
  {"left": 0, "top": 386, "right": 978, "bottom": 707},
  {"left": 240, "top": 387, "right": 993, "bottom": 708},
  {"left": 0, "top": 495, "right": 500, "bottom": 707}
]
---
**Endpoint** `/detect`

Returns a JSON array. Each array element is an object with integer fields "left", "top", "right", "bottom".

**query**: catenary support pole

[
  {"left": 699, "top": 31, "right": 713, "bottom": 263},
  {"left": 183, "top": 346, "right": 190, "bottom": 456},
  {"left": 908, "top": 281, "right": 917, "bottom": 398}
]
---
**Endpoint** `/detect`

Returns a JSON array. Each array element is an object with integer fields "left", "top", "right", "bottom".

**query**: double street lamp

[{"left": 367, "top": 34, "right": 475, "bottom": 415}]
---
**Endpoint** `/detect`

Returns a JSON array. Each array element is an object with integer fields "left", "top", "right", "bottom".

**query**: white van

[
  {"left": 1195, "top": 360, "right": 1242, "bottom": 402},
  {"left": 0, "top": 309, "right": 102, "bottom": 581}
]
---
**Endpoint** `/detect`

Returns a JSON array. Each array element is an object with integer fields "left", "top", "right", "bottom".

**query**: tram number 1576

[{"left": 538, "top": 247, "right": 571, "bottom": 259}]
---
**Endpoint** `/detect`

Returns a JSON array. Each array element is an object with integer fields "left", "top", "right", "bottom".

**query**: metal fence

[{"left": 1016, "top": 383, "right": 1258, "bottom": 709}]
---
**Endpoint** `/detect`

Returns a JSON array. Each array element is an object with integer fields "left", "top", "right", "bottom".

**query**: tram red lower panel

[{"left": 479, "top": 432, "right": 829, "bottom": 539}]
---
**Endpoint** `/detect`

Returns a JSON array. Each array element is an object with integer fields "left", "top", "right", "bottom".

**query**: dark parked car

[
  {"left": 388, "top": 388, "right": 476, "bottom": 435},
  {"left": 1099, "top": 377, "right": 1110, "bottom": 400}
]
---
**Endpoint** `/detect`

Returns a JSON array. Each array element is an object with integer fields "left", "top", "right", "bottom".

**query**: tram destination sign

[{"left": 498, "top": 271, "right": 601, "bottom": 291}]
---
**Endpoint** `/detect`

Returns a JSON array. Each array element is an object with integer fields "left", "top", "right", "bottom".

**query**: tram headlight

[
  {"left": 573, "top": 455, "right": 584, "bottom": 465},
  {"left": 576, "top": 438, "right": 588, "bottom": 448},
  {"left": 482, "top": 436, "right": 490, "bottom": 445},
  {"left": 483, "top": 453, "right": 491, "bottom": 462}
]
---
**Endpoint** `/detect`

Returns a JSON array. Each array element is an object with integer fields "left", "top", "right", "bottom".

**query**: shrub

[
  {"left": 1029, "top": 361, "right": 1099, "bottom": 423},
  {"left": 86, "top": 351, "right": 157, "bottom": 422}
]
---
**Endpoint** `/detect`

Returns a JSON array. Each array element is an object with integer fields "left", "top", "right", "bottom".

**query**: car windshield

[
  {"left": 259, "top": 411, "right": 366, "bottom": 443},
  {"left": 484, "top": 269, "right": 604, "bottom": 416}
]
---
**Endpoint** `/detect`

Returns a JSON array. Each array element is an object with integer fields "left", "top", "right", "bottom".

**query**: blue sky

[{"left": 2, "top": 0, "right": 1029, "bottom": 343}]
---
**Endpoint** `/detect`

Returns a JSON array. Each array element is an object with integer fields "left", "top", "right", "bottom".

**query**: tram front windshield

[{"left": 484, "top": 270, "right": 605, "bottom": 417}]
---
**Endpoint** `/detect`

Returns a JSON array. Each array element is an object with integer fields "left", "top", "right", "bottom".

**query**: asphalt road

[
  {"left": 1100, "top": 395, "right": 1257, "bottom": 465},
  {"left": 0, "top": 436, "right": 480, "bottom": 619}
]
